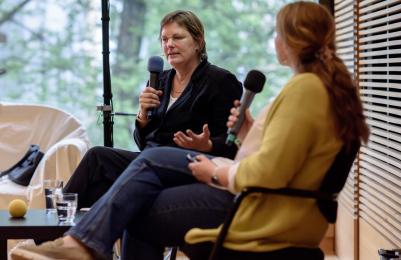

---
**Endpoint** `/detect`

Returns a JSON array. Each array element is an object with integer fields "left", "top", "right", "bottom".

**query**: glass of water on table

[
  {"left": 43, "top": 179, "right": 63, "bottom": 214},
  {"left": 56, "top": 193, "right": 78, "bottom": 225}
]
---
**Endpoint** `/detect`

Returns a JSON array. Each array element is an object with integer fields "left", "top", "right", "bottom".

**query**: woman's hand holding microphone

[
  {"left": 137, "top": 87, "right": 163, "bottom": 127},
  {"left": 227, "top": 100, "right": 254, "bottom": 146}
]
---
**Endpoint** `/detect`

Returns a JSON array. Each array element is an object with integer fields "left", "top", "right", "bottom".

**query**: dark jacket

[{"left": 133, "top": 59, "right": 243, "bottom": 159}]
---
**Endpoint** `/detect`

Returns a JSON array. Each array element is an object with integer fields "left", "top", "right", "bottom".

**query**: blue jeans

[{"left": 66, "top": 147, "right": 234, "bottom": 259}]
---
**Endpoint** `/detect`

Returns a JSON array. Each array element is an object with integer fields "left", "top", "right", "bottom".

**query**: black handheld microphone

[
  {"left": 226, "top": 70, "right": 266, "bottom": 146},
  {"left": 147, "top": 56, "right": 164, "bottom": 118},
  {"left": 147, "top": 56, "right": 164, "bottom": 90}
]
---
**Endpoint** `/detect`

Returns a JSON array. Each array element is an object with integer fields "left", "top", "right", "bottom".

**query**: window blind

[
  {"left": 335, "top": 0, "right": 358, "bottom": 218},
  {"left": 358, "top": 0, "right": 401, "bottom": 247}
]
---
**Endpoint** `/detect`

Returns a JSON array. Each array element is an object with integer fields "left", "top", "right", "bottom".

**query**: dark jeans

[
  {"left": 66, "top": 147, "right": 234, "bottom": 259},
  {"left": 63, "top": 146, "right": 139, "bottom": 209}
]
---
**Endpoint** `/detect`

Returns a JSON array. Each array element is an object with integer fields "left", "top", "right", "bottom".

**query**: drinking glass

[
  {"left": 55, "top": 193, "right": 78, "bottom": 225},
  {"left": 43, "top": 179, "right": 63, "bottom": 214}
]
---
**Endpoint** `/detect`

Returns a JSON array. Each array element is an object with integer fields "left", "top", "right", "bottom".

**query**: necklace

[{"left": 173, "top": 74, "right": 189, "bottom": 94}]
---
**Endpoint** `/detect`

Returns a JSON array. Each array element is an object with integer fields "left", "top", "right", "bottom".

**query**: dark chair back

[
  {"left": 318, "top": 141, "right": 360, "bottom": 222},
  {"left": 206, "top": 141, "right": 361, "bottom": 260}
]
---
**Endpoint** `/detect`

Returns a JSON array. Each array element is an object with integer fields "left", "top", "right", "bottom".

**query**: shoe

[
  {"left": 10, "top": 238, "right": 94, "bottom": 260},
  {"left": 8, "top": 239, "right": 36, "bottom": 259}
]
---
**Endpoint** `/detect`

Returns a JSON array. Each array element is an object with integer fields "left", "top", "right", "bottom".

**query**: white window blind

[
  {"left": 335, "top": 0, "right": 358, "bottom": 218},
  {"left": 334, "top": 1, "right": 401, "bottom": 257},
  {"left": 358, "top": 0, "right": 401, "bottom": 247}
]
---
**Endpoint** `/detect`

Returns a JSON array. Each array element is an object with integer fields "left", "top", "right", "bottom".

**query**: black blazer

[{"left": 134, "top": 59, "right": 243, "bottom": 158}]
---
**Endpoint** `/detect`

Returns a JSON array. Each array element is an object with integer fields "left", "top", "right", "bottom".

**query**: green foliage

[{"left": 1, "top": 0, "right": 294, "bottom": 149}]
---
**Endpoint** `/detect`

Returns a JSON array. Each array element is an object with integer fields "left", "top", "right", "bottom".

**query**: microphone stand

[
  {"left": 100, "top": 0, "right": 113, "bottom": 147},
  {"left": 99, "top": 0, "right": 137, "bottom": 147}
]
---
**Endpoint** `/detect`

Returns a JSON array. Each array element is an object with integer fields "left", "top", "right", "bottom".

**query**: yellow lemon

[{"left": 8, "top": 199, "right": 28, "bottom": 218}]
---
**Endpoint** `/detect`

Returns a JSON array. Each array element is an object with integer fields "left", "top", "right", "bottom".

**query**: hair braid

[{"left": 277, "top": 2, "right": 369, "bottom": 146}]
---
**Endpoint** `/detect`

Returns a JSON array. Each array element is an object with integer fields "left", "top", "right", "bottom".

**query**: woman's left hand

[
  {"left": 174, "top": 124, "right": 213, "bottom": 152},
  {"left": 188, "top": 155, "right": 216, "bottom": 183}
]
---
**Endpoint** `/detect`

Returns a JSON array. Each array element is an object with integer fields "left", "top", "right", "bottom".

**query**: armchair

[{"left": 0, "top": 103, "right": 91, "bottom": 209}]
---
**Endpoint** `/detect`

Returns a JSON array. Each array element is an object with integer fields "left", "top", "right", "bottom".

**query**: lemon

[{"left": 8, "top": 199, "right": 28, "bottom": 218}]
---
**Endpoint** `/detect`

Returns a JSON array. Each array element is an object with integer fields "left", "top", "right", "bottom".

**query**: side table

[{"left": 0, "top": 209, "right": 84, "bottom": 260}]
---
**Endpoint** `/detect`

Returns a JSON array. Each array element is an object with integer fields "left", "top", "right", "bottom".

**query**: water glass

[
  {"left": 43, "top": 179, "right": 63, "bottom": 214},
  {"left": 56, "top": 193, "right": 78, "bottom": 225}
]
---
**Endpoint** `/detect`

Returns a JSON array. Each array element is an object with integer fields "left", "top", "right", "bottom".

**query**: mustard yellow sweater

[{"left": 185, "top": 73, "right": 342, "bottom": 252}]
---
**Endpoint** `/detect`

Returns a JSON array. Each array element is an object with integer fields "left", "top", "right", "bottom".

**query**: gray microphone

[{"left": 226, "top": 70, "right": 266, "bottom": 146}]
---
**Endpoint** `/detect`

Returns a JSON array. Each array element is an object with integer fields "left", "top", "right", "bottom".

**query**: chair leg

[
  {"left": 170, "top": 247, "right": 178, "bottom": 260},
  {"left": 164, "top": 247, "right": 178, "bottom": 260},
  {"left": 113, "top": 239, "right": 122, "bottom": 260}
]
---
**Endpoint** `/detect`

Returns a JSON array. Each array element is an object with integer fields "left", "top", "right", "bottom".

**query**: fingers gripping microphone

[
  {"left": 226, "top": 70, "right": 266, "bottom": 146},
  {"left": 147, "top": 56, "right": 164, "bottom": 118},
  {"left": 147, "top": 56, "right": 164, "bottom": 90}
]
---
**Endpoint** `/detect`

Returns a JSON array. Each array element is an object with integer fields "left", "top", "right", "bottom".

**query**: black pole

[{"left": 101, "top": 0, "right": 113, "bottom": 147}]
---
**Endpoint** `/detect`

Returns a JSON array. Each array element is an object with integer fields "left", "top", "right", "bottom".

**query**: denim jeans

[
  {"left": 63, "top": 146, "right": 140, "bottom": 209},
  {"left": 66, "top": 147, "right": 234, "bottom": 259}
]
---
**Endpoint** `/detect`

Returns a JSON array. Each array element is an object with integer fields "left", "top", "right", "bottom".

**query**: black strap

[{"left": 244, "top": 141, "right": 360, "bottom": 223}]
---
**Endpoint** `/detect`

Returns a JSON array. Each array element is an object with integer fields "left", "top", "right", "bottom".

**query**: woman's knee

[
  {"left": 138, "top": 147, "right": 191, "bottom": 164},
  {"left": 86, "top": 146, "right": 108, "bottom": 157},
  {"left": 80, "top": 146, "right": 102, "bottom": 162},
  {"left": 84, "top": 146, "right": 119, "bottom": 164}
]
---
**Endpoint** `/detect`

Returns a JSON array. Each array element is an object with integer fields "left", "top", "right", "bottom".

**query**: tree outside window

[{"left": 0, "top": 0, "right": 293, "bottom": 150}]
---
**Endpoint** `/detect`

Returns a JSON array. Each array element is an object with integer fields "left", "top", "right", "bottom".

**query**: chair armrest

[
  {"left": 26, "top": 138, "right": 90, "bottom": 209},
  {"left": 208, "top": 186, "right": 335, "bottom": 260},
  {"left": 240, "top": 187, "right": 336, "bottom": 200}
]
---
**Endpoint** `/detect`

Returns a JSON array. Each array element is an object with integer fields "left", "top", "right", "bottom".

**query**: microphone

[
  {"left": 147, "top": 56, "right": 164, "bottom": 90},
  {"left": 226, "top": 70, "right": 266, "bottom": 146},
  {"left": 146, "top": 56, "right": 164, "bottom": 118}
]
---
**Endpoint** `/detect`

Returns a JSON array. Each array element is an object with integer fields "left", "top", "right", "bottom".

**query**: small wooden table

[{"left": 0, "top": 209, "right": 84, "bottom": 260}]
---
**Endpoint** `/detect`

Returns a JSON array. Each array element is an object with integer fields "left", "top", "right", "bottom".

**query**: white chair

[{"left": 0, "top": 103, "right": 91, "bottom": 209}]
